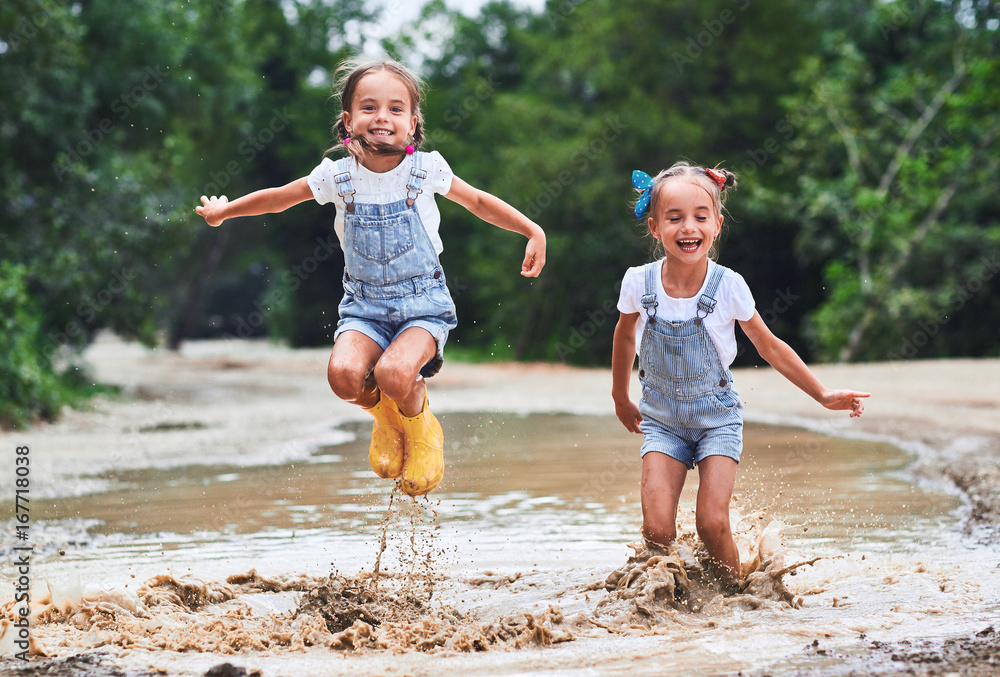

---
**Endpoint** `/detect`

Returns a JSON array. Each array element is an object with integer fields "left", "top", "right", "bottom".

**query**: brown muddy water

[{"left": 2, "top": 413, "right": 999, "bottom": 676}]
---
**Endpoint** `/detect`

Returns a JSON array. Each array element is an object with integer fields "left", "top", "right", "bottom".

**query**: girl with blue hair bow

[{"left": 611, "top": 161, "right": 869, "bottom": 588}]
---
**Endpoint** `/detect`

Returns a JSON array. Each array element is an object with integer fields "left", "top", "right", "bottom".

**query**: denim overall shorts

[
  {"left": 637, "top": 262, "right": 743, "bottom": 468},
  {"left": 332, "top": 152, "right": 458, "bottom": 377}
]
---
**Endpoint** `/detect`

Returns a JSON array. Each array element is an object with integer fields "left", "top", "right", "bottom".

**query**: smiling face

[
  {"left": 647, "top": 179, "right": 723, "bottom": 265},
  {"left": 341, "top": 69, "right": 418, "bottom": 147}
]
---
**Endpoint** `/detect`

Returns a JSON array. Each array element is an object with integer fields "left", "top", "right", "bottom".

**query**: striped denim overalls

[{"left": 637, "top": 262, "right": 744, "bottom": 467}]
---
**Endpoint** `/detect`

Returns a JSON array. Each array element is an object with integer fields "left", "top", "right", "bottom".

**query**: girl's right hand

[
  {"left": 615, "top": 398, "right": 643, "bottom": 434},
  {"left": 196, "top": 195, "right": 229, "bottom": 227},
  {"left": 520, "top": 233, "right": 546, "bottom": 277}
]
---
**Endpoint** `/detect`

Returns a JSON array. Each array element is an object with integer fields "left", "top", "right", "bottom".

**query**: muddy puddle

[{"left": 3, "top": 414, "right": 998, "bottom": 676}]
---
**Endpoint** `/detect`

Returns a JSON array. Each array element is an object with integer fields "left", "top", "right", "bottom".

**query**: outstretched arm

[
  {"left": 739, "top": 311, "right": 869, "bottom": 417},
  {"left": 443, "top": 176, "right": 546, "bottom": 277},
  {"left": 195, "top": 177, "right": 314, "bottom": 227},
  {"left": 612, "top": 312, "right": 643, "bottom": 433}
]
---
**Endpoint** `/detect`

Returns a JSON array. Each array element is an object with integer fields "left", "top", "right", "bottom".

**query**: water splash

[
  {"left": 3, "top": 501, "right": 830, "bottom": 661},
  {"left": 594, "top": 515, "right": 824, "bottom": 629}
]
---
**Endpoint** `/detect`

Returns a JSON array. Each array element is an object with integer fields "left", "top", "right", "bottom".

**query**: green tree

[
  {"left": 773, "top": 0, "right": 1000, "bottom": 361},
  {"left": 414, "top": 0, "right": 821, "bottom": 363},
  {"left": 170, "top": 0, "right": 372, "bottom": 348},
  {"left": 0, "top": 263, "right": 62, "bottom": 427},
  {"left": 0, "top": 0, "right": 369, "bottom": 425},
  {"left": 1, "top": 0, "right": 179, "bottom": 425}
]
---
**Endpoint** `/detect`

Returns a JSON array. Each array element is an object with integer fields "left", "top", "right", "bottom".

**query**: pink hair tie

[
  {"left": 343, "top": 137, "right": 351, "bottom": 146},
  {"left": 405, "top": 144, "right": 415, "bottom": 155}
]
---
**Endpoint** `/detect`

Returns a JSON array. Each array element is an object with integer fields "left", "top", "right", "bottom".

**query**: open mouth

[
  {"left": 677, "top": 239, "right": 702, "bottom": 253},
  {"left": 369, "top": 129, "right": 394, "bottom": 138}
]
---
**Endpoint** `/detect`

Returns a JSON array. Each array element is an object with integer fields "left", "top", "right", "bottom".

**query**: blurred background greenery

[{"left": 1, "top": 0, "right": 998, "bottom": 427}]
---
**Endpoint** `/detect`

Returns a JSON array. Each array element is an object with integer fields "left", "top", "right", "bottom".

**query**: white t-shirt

[
  {"left": 307, "top": 151, "right": 455, "bottom": 254},
  {"left": 617, "top": 259, "right": 756, "bottom": 368}
]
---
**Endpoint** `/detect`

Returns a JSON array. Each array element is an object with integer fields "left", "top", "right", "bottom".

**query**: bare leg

[
  {"left": 640, "top": 452, "right": 689, "bottom": 548},
  {"left": 327, "top": 331, "right": 384, "bottom": 409},
  {"left": 695, "top": 455, "right": 740, "bottom": 581},
  {"left": 375, "top": 327, "right": 443, "bottom": 496},
  {"left": 373, "top": 327, "right": 437, "bottom": 417}
]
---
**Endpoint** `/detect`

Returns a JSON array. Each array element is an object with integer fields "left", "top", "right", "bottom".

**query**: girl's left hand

[
  {"left": 521, "top": 235, "right": 546, "bottom": 277},
  {"left": 819, "top": 389, "right": 870, "bottom": 417},
  {"left": 196, "top": 195, "right": 229, "bottom": 227}
]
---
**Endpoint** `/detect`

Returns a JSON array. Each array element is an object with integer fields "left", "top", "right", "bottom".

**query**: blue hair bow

[{"left": 632, "top": 170, "right": 654, "bottom": 219}]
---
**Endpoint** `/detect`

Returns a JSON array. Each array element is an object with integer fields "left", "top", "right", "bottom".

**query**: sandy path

[{"left": 3, "top": 334, "right": 999, "bottom": 533}]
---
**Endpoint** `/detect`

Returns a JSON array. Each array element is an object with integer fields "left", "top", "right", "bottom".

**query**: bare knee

[
  {"left": 641, "top": 521, "right": 677, "bottom": 548},
  {"left": 695, "top": 510, "right": 731, "bottom": 544},
  {"left": 327, "top": 355, "right": 369, "bottom": 402},
  {"left": 372, "top": 354, "right": 420, "bottom": 403}
]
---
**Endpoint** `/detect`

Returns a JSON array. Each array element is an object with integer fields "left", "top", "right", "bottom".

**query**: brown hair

[{"left": 326, "top": 59, "right": 425, "bottom": 164}]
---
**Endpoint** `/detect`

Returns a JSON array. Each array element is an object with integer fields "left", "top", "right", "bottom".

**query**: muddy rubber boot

[
  {"left": 363, "top": 393, "right": 405, "bottom": 479},
  {"left": 398, "top": 394, "right": 444, "bottom": 496}
]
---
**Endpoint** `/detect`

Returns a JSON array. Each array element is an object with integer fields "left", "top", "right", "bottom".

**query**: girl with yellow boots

[{"left": 196, "top": 60, "right": 545, "bottom": 495}]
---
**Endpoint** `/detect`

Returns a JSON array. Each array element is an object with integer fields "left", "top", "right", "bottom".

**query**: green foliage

[
  {"left": 0, "top": 263, "right": 62, "bottom": 427},
  {"left": 415, "top": 0, "right": 821, "bottom": 364},
  {"left": 0, "top": 0, "right": 369, "bottom": 422},
  {"left": 175, "top": 0, "right": 371, "bottom": 348},
  {"left": 772, "top": 0, "right": 1000, "bottom": 361},
  {"left": 0, "top": 262, "right": 113, "bottom": 428},
  {"left": 4, "top": 0, "right": 999, "bottom": 427}
]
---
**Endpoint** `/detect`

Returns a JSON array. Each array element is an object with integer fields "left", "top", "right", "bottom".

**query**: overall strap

[
  {"left": 641, "top": 261, "right": 659, "bottom": 320},
  {"left": 332, "top": 157, "right": 357, "bottom": 212},
  {"left": 405, "top": 152, "right": 427, "bottom": 206},
  {"left": 694, "top": 263, "right": 726, "bottom": 324}
]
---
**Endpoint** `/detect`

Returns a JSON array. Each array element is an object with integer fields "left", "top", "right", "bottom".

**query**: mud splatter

[
  {"left": 0, "top": 650, "right": 156, "bottom": 676},
  {"left": 204, "top": 664, "right": 262, "bottom": 677},
  {"left": 296, "top": 491, "right": 574, "bottom": 654},
  {"left": 594, "top": 520, "right": 822, "bottom": 628},
  {"left": 1, "top": 492, "right": 576, "bottom": 658},
  {"left": 2, "top": 513, "right": 827, "bottom": 661},
  {"left": 770, "top": 626, "right": 1000, "bottom": 677},
  {"left": 944, "top": 459, "right": 1000, "bottom": 543},
  {"left": 369, "top": 485, "right": 449, "bottom": 603},
  {"left": 297, "top": 570, "right": 571, "bottom": 653},
  {"left": 735, "top": 520, "right": 823, "bottom": 609},
  {"left": 0, "top": 570, "right": 337, "bottom": 656},
  {"left": 601, "top": 541, "right": 694, "bottom": 619}
]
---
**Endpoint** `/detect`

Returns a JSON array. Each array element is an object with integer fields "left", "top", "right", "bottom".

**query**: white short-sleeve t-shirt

[
  {"left": 617, "top": 259, "right": 756, "bottom": 368},
  {"left": 307, "top": 151, "right": 455, "bottom": 254}
]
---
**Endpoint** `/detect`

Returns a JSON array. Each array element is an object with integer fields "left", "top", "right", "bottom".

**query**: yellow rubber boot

[
  {"left": 398, "top": 394, "right": 444, "bottom": 496},
  {"left": 363, "top": 393, "right": 405, "bottom": 479}
]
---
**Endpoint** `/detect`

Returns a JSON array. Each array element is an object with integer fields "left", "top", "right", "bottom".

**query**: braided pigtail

[
  {"left": 328, "top": 104, "right": 371, "bottom": 163},
  {"left": 410, "top": 120, "right": 424, "bottom": 151},
  {"left": 331, "top": 118, "right": 359, "bottom": 160}
]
